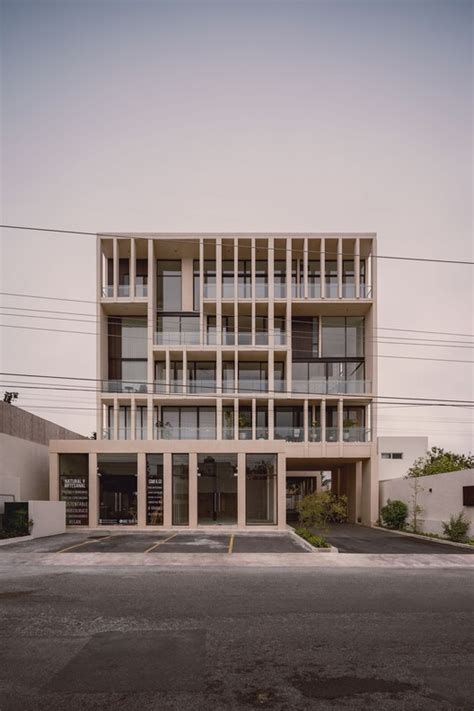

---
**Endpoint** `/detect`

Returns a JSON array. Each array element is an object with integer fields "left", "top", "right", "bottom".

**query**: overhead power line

[{"left": 1, "top": 224, "right": 473, "bottom": 265}]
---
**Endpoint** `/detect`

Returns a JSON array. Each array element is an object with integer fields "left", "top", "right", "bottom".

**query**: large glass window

[
  {"left": 325, "top": 260, "right": 338, "bottom": 297},
  {"left": 342, "top": 260, "right": 355, "bottom": 297},
  {"left": 238, "top": 314, "right": 252, "bottom": 345},
  {"left": 238, "top": 260, "right": 252, "bottom": 298},
  {"left": 255, "top": 316, "right": 268, "bottom": 345},
  {"left": 238, "top": 362, "right": 268, "bottom": 393},
  {"left": 203, "top": 260, "right": 216, "bottom": 299},
  {"left": 223, "top": 406, "right": 235, "bottom": 439},
  {"left": 292, "top": 317, "right": 318, "bottom": 359},
  {"left": 157, "top": 260, "right": 182, "bottom": 310},
  {"left": 256, "top": 406, "right": 268, "bottom": 439},
  {"left": 156, "top": 315, "right": 200, "bottom": 345},
  {"left": 59, "top": 454, "right": 89, "bottom": 526},
  {"left": 172, "top": 454, "right": 189, "bottom": 525},
  {"left": 274, "top": 361, "right": 285, "bottom": 392},
  {"left": 274, "top": 407, "right": 304, "bottom": 441},
  {"left": 198, "top": 454, "right": 237, "bottom": 525},
  {"left": 170, "top": 360, "right": 183, "bottom": 393},
  {"left": 274, "top": 260, "right": 286, "bottom": 298},
  {"left": 160, "top": 407, "right": 216, "bottom": 439},
  {"left": 193, "top": 259, "right": 200, "bottom": 310},
  {"left": 246, "top": 454, "right": 277, "bottom": 525},
  {"left": 222, "top": 260, "right": 234, "bottom": 297},
  {"left": 108, "top": 317, "right": 147, "bottom": 392},
  {"left": 146, "top": 454, "right": 163, "bottom": 525},
  {"left": 187, "top": 361, "right": 216, "bottom": 394},
  {"left": 308, "top": 260, "right": 321, "bottom": 298},
  {"left": 222, "top": 361, "right": 235, "bottom": 393},
  {"left": 255, "top": 260, "right": 268, "bottom": 298},
  {"left": 238, "top": 405, "right": 252, "bottom": 439},
  {"left": 118, "top": 405, "right": 131, "bottom": 439},
  {"left": 321, "top": 316, "right": 364, "bottom": 358}
]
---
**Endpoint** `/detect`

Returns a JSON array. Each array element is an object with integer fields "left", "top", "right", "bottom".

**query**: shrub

[
  {"left": 296, "top": 491, "right": 348, "bottom": 529},
  {"left": 380, "top": 499, "right": 408, "bottom": 530},
  {"left": 295, "top": 527, "right": 330, "bottom": 548},
  {"left": 442, "top": 512, "right": 471, "bottom": 542}
]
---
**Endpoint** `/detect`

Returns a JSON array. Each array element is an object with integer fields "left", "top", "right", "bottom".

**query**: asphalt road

[{"left": 0, "top": 562, "right": 473, "bottom": 710}]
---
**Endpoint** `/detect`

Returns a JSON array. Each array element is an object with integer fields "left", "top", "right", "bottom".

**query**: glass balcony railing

[
  {"left": 255, "top": 333, "right": 269, "bottom": 346},
  {"left": 222, "top": 382, "right": 236, "bottom": 394},
  {"left": 325, "top": 427, "right": 339, "bottom": 443},
  {"left": 292, "top": 380, "right": 371, "bottom": 395},
  {"left": 158, "top": 427, "right": 216, "bottom": 440},
  {"left": 343, "top": 427, "right": 370, "bottom": 442},
  {"left": 274, "top": 283, "right": 286, "bottom": 298},
  {"left": 118, "top": 285, "right": 130, "bottom": 297},
  {"left": 117, "top": 427, "right": 132, "bottom": 440},
  {"left": 238, "top": 284, "right": 252, "bottom": 298},
  {"left": 237, "top": 332, "right": 252, "bottom": 346},
  {"left": 273, "top": 331, "right": 287, "bottom": 346},
  {"left": 135, "top": 284, "right": 148, "bottom": 297},
  {"left": 103, "top": 380, "right": 148, "bottom": 394},
  {"left": 308, "top": 283, "right": 321, "bottom": 298},
  {"left": 203, "top": 284, "right": 216, "bottom": 299},
  {"left": 255, "top": 283, "right": 268, "bottom": 298},
  {"left": 102, "top": 427, "right": 113, "bottom": 440},
  {"left": 291, "top": 284, "right": 303, "bottom": 298},
  {"left": 153, "top": 380, "right": 166, "bottom": 394},
  {"left": 255, "top": 427, "right": 268, "bottom": 440},
  {"left": 274, "top": 426, "right": 304, "bottom": 442},
  {"left": 360, "top": 284, "right": 372, "bottom": 298},
  {"left": 155, "top": 331, "right": 200, "bottom": 346},
  {"left": 188, "top": 380, "right": 216, "bottom": 394},
  {"left": 342, "top": 283, "right": 356, "bottom": 298},
  {"left": 222, "top": 283, "right": 234, "bottom": 298},
  {"left": 308, "top": 426, "right": 322, "bottom": 442},
  {"left": 101, "top": 285, "right": 114, "bottom": 298},
  {"left": 238, "top": 427, "right": 253, "bottom": 440},
  {"left": 135, "top": 427, "right": 147, "bottom": 440},
  {"left": 238, "top": 380, "right": 268, "bottom": 393},
  {"left": 325, "top": 283, "right": 338, "bottom": 298},
  {"left": 222, "top": 332, "right": 235, "bottom": 345},
  {"left": 222, "top": 426, "right": 235, "bottom": 440},
  {"left": 273, "top": 380, "right": 287, "bottom": 392}
]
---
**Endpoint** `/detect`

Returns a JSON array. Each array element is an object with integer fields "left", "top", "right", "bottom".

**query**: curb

[
  {"left": 372, "top": 525, "right": 474, "bottom": 550},
  {"left": 287, "top": 528, "right": 338, "bottom": 553},
  {"left": 0, "top": 534, "right": 33, "bottom": 547}
]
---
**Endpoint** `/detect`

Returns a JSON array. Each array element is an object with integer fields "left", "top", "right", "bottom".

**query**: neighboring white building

[
  {"left": 377, "top": 436, "right": 429, "bottom": 481},
  {"left": 379, "top": 469, "right": 474, "bottom": 536},
  {"left": 0, "top": 401, "right": 83, "bottom": 514},
  {"left": 50, "top": 233, "right": 378, "bottom": 530}
]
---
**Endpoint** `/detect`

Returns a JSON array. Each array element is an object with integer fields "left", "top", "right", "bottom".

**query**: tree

[
  {"left": 406, "top": 447, "right": 474, "bottom": 478},
  {"left": 408, "top": 477, "right": 424, "bottom": 533}
]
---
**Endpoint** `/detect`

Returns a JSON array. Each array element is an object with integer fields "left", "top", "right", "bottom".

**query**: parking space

[{"left": 0, "top": 532, "right": 310, "bottom": 555}]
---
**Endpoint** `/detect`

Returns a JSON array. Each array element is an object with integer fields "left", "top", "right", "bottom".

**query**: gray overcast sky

[{"left": 0, "top": 0, "right": 473, "bottom": 451}]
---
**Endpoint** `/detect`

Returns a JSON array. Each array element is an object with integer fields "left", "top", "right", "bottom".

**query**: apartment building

[{"left": 49, "top": 233, "right": 378, "bottom": 530}]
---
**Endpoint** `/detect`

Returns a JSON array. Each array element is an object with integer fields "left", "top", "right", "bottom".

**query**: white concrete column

[
  {"left": 361, "top": 458, "right": 377, "bottom": 525},
  {"left": 137, "top": 452, "right": 146, "bottom": 527},
  {"left": 268, "top": 236, "right": 274, "bottom": 301},
  {"left": 355, "top": 460, "right": 362, "bottom": 523},
  {"left": 320, "top": 237, "right": 325, "bottom": 299},
  {"left": 216, "top": 396, "right": 222, "bottom": 441},
  {"left": 113, "top": 238, "right": 118, "bottom": 299},
  {"left": 113, "top": 399, "right": 119, "bottom": 440},
  {"left": 268, "top": 398, "right": 274, "bottom": 440},
  {"left": 216, "top": 237, "right": 222, "bottom": 345},
  {"left": 189, "top": 452, "right": 198, "bottom": 528},
  {"left": 234, "top": 237, "right": 239, "bottom": 300},
  {"left": 182, "top": 349, "right": 187, "bottom": 395},
  {"left": 355, "top": 237, "right": 360, "bottom": 299},
  {"left": 337, "top": 237, "right": 343, "bottom": 299},
  {"left": 147, "top": 239, "right": 155, "bottom": 382},
  {"left": 147, "top": 399, "right": 154, "bottom": 439},
  {"left": 234, "top": 398, "right": 239, "bottom": 440},
  {"left": 303, "top": 398, "right": 308, "bottom": 442},
  {"left": 286, "top": 236, "right": 292, "bottom": 299},
  {"left": 268, "top": 350, "right": 274, "bottom": 393},
  {"left": 89, "top": 452, "right": 98, "bottom": 527},
  {"left": 163, "top": 453, "right": 172, "bottom": 528},
  {"left": 130, "top": 238, "right": 136, "bottom": 298},
  {"left": 251, "top": 398, "right": 256, "bottom": 439},
  {"left": 199, "top": 238, "right": 204, "bottom": 341},
  {"left": 303, "top": 237, "right": 308, "bottom": 299},
  {"left": 237, "top": 452, "right": 246, "bottom": 527},
  {"left": 165, "top": 350, "right": 170, "bottom": 395},
  {"left": 234, "top": 350, "right": 239, "bottom": 395},
  {"left": 49, "top": 453, "right": 59, "bottom": 500},
  {"left": 251, "top": 237, "right": 256, "bottom": 299},
  {"left": 321, "top": 399, "right": 326, "bottom": 443},
  {"left": 277, "top": 453, "right": 286, "bottom": 529},
  {"left": 131, "top": 400, "right": 136, "bottom": 440},
  {"left": 338, "top": 398, "right": 344, "bottom": 442}
]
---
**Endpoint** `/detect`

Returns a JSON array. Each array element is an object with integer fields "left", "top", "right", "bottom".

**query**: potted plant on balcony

[
  {"left": 310, "top": 421, "right": 320, "bottom": 442},
  {"left": 238, "top": 414, "right": 251, "bottom": 439},
  {"left": 343, "top": 419, "right": 357, "bottom": 441}
]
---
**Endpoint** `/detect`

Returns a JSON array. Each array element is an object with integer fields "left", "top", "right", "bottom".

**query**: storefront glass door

[
  {"left": 98, "top": 454, "right": 137, "bottom": 525},
  {"left": 197, "top": 454, "right": 237, "bottom": 524}
]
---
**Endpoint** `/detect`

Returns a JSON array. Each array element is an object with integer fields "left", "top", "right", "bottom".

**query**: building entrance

[
  {"left": 197, "top": 454, "right": 238, "bottom": 524},
  {"left": 98, "top": 453, "right": 138, "bottom": 525}
]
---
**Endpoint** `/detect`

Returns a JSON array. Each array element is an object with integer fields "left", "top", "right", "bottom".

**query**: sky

[{"left": 0, "top": 0, "right": 473, "bottom": 453}]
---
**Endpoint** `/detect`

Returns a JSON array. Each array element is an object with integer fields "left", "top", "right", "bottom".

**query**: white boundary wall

[
  {"left": 29, "top": 501, "right": 66, "bottom": 538},
  {"left": 379, "top": 469, "right": 474, "bottom": 535}
]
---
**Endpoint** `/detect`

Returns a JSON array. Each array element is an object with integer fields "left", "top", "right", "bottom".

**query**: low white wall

[
  {"left": 379, "top": 469, "right": 474, "bottom": 535},
  {"left": 0, "top": 433, "right": 50, "bottom": 500},
  {"left": 29, "top": 501, "right": 66, "bottom": 538}
]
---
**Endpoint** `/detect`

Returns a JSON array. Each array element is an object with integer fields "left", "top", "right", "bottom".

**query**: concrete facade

[
  {"left": 378, "top": 436, "right": 429, "bottom": 480},
  {"left": 379, "top": 468, "right": 474, "bottom": 535},
  {"left": 50, "top": 233, "right": 378, "bottom": 530},
  {"left": 0, "top": 402, "right": 83, "bottom": 513}
]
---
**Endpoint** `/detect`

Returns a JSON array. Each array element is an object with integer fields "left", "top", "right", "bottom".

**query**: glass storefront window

[
  {"left": 98, "top": 453, "right": 137, "bottom": 525},
  {"left": 59, "top": 454, "right": 89, "bottom": 526},
  {"left": 146, "top": 454, "right": 164, "bottom": 525},
  {"left": 197, "top": 454, "right": 237, "bottom": 524},
  {"left": 246, "top": 454, "right": 277, "bottom": 525},
  {"left": 172, "top": 454, "right": 189, "bottom": 525}
]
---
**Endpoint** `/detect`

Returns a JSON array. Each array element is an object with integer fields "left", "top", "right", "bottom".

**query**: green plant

[
  {"left": 442, "top": 512, "right": 471, "bottom": 542},
  {"left": 380, "top": 499, "right": 408, "bottom": 530},
  {"left": 406, "top": 447, "right": 474, "bottom": 478},
  {"left": 296, "top": 491, "right": 348, "bottom": 530},
  {"left": 295, "top": 527, "right": 330, "bottom": 548}
]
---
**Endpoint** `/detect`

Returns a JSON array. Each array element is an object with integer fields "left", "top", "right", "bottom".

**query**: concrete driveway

[{"left": 317, "top": 523, "right": 474, "bottom": 554}]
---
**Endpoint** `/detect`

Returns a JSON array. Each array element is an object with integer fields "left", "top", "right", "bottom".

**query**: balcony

[
  {"left": 222, "top": 283, "right": 234, "bottom": 298},
  {"left": 308, "top": 283, "right": 321, "bottom": 299},
  {"left": 117, "top": 427, "right": 132, "bottom": 440},
  {"left": 325, "top": 283, "right": 338, "bottom": 298},
  {"left": 238, "top": 284, "right": 252, "bottom": 299},
  {"left": 203, "top": 284, "right": 216, "bottom": 299},
  {"left": 238, "top": 427, "right": 252, "bottom": 440},
  {"left": 135, "top": 427, "right": 147, "bottom": 440},
  {"left": 360, "top": 284, "right": 372, "bottom": 298},
  {"left": 237, "top": 332, "right": 252, "bottom": 346},
  {"left": 158, "top": 426, "right": 216, "bottom": 440},
  {"left": 223, "top": 427, "right": 235, "bottom": 440},
  {"left": 103, "top": 380, "right": 148, "bottom": 394},
  {"left": 155, "top": 331, "right": 200, "bottom": 346},
  {"left": 342, "top": 283, "right": 356, "bottom": 298},
  {"left": 255, "top": 283, "right": 268, "bottom": 299},
  {"left": 255, "top": 427, "right": 268, "bottom": 440},
  {"left": 291, "top": 284, "right": 303, "bottom": 298},
  {"left": 188, "top": 380, "right": 216, "bottom": 394},
  {"left": 325, "top": 427, "right": 339, "bottom": 442},
  {"left": 274, "top": 284, "right": 286, "bottom": 298},
  {"left": 102, "top": 427, "right": 113, "bottom": 440},
  {"left": 255, "top": 332, "right": 269, "bottom": 346},
  {"left": 274, "top": 426, "right": 304, "bottom": 442},
  {"left": 273, "top": 331, "right": 287, "bottom": 346},
  {"left": 101, "top": 285, "right": 114, "bottom": 298},
  {"left": 273, "top": 380, "right": 287, "bottom": 393},
  {"left": 308, "top": 426, "right": 322, "bottom": 442}
]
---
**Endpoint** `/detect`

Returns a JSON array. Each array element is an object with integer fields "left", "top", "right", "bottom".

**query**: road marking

[
  {"left": 144, "top": 533, "right": 178, "bottom": 554},
  {"left": 57, "top": 534, "right": 114, "bottom": 553},
  {"left": 228, "top": 534, "right": 235, "bottom": 554}
]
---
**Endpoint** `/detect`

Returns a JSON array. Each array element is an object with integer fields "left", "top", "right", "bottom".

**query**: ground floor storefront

[{"left": 49, "top": 441, "right": 377, "bottom": 530}]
